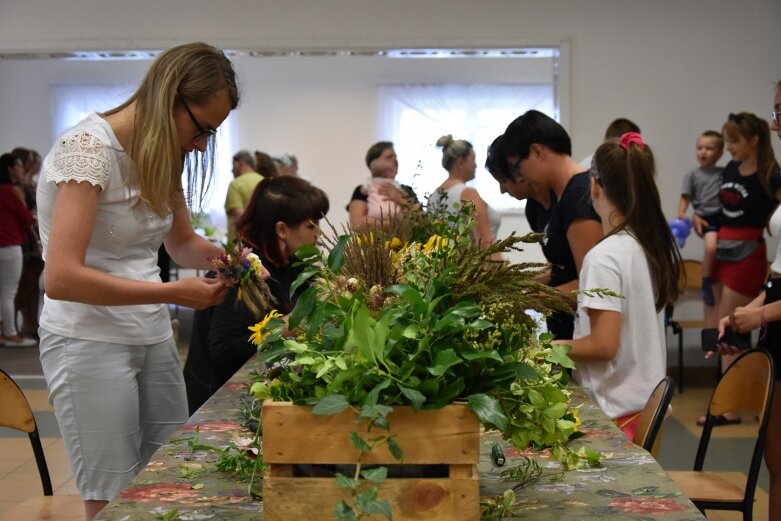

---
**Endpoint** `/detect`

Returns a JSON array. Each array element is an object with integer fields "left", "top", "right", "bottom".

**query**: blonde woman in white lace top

[
  {"left": 36, "top": 43, "right": 241, "bottom": 521},
  {"left": 429, "top": 135, "right": 502, "bottom": 252}
]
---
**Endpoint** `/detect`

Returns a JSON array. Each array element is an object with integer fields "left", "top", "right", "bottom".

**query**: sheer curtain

[
  {"left": 49, "top": 84, "right": 236, "bottom": 227},
  {"left": 377, "top": 84, "right": 555, "bottom": 211}
]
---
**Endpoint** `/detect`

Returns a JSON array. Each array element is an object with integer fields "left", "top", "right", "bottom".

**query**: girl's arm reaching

[{"left": 558, "top": 308, "right": 621, "bottom": 362}]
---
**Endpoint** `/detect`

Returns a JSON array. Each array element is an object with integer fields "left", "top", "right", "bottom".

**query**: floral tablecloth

[{"left": 95, "top": 362, "right": 705, "bottom": 520}]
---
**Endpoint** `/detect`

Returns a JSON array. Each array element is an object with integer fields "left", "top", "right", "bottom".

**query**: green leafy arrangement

[
  {"left": 237, "top": 203, "right": 599, "bottom": 518},
  {"left": 256, "top": 207, "right": 592, "bottom": 439}
]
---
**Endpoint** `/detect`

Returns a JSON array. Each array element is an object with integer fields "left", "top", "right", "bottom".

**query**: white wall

[{"left": 1, "top": 0, "right": 780, "bottom": 360}]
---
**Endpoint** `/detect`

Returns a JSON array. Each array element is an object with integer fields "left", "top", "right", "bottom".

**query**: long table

[{"left": 95, "top": 360, "right": 705, "bottom": 520}]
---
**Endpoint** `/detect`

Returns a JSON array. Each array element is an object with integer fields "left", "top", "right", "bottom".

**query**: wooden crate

[{"left": 262, "top": 401, "right": 480, "bottom": 521}]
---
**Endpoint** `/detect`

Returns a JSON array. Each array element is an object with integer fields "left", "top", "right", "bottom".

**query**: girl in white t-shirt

[{"left": 560, "top": 133, "right": 682, "bottom": 440}]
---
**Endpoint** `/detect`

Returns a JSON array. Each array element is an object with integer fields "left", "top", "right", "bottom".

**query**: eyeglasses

[
  {"left": 772, "top": 111, "right": 781, "bottom": 127},
  {"left": 180, "top": 97, "right": 217, "bottom": 141}
]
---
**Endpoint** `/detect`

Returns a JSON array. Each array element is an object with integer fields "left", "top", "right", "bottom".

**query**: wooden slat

[
  {"left": 667, "top": 470, "right": 744, "bottom": 503},
  {"left": 267, "top": 464, "right": 293, "bottom": 477},
  {"left": 263, "top": 476, "right": 479, "bottom": 521},
  {"left": 448, "top": 464, "right": 475, "bottom": 478},
  {"left": 262, "top": 402, "right": 479, "bottom": 465}
]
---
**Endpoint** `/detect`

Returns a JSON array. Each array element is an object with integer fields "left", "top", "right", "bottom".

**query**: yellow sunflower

[{"left": 248, "top": 310, "right": 283, "bottom": 345}]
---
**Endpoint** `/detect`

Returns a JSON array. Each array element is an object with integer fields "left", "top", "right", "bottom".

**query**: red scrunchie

[{"left": 619, "top": 132, "right": 644, "bottom": 150}]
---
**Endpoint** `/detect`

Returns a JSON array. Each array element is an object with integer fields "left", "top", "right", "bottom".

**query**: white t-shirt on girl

[{"left": 572, "top": 231, "right": 667, "bottom": 419}]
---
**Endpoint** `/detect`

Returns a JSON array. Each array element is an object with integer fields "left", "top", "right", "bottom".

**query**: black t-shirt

[
  {"left": 541, "top": 172, "right": 600, "bottom": 288},
  {"left": 183, "top": 252, "right": 306, "bottom": 414},
  {"left": 525, "top": 192, "right": 555, "bottom": 233},
  {"left": 719, "top": 161, "right": 779, "bottom": 228},
  {"left": 345, "top": 183, "right": 419, "bottom": 211}
]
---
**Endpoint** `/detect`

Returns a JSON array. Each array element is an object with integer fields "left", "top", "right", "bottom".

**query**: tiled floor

[{"left": 0, "top": 310, "right": 772, "bottom": 520}]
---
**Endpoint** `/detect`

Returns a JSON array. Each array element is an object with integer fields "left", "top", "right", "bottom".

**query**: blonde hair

[
  {"left": 436, "top": 134, "right": 472, "bottom": 171},
  {"left": 103, "top": 42, "right": 239, "bottom": 216}
]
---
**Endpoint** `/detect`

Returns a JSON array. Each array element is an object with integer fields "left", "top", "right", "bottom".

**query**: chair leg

[{"left": 678, "top": 331, "right": 684, "bottom": 393}]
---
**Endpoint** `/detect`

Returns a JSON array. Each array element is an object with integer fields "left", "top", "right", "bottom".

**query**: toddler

[
  {"left": 362, "top": 176, "right": 403, "bottom": 220},
  {"left": 677, "top": 130, "right": 724, "bottom": 306}
]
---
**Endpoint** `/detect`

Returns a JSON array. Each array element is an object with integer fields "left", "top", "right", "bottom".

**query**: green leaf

[
  {"left": 355, "top": 488, "right": 379, "bottom": 511},
  {"left": 283, "top": 339, "right": 310, "bottom": 353},
  {"left": 288, "top": 286, "right": 317, "bottom": 329},
  {"left": 335, "top": 472, "right": 360, "bottom": 490},
  {"left": 312, "top": 394, "right": 350, "bottom": 416},
  {"left": 350, "top": 431, "right": 372, "bottom": 452},
  {"left": 364, "top": 380, "right": 392, "bottom": 407},
  {"left": 327, "top": 235, "right": 351, "bottom": 273},
  {"left": 387, "top": 437, "right": 404, "bottom": 461},
  {"left": 386, "top": 284, "right": 426, "bottom": 315},
  {"left": 398, "top": 385, "right": 426, "bottom": 409},
  {"left": 543, "top": 402, "right": 568, "bottom": 419},
  {"left": 361, "top": 467, "right": 388, "bottom": 483},
  {"left": 257, "top": 344, "right": 286, "bottom": 364},
  {"left": 528, "top": 389, "right": 546, "bottom": 409},
  {"left": 467, "top": 393, "right": 508, "bottom": 432},
  {"left": 401, "top": 324, "right": 419, "bottom": 339},
  {"left": 460, "top": 348, "right": 503, "bottom": 363},
  {"left": 432, "top": 313, "right": 464, "bottom": 333},
  {"left": 351, "top": 304, "right": 376, "bottom": 363},
  {"left": 427, "top": 349, "right": 461, "bottom": 376},
  {"left": 293, "top": 243, "right": 321, "bottom": 261},
  {"left": 291, "top": 356, "right": 316, "bottom": 366},
  {"left": 335, "top": 501, "right": 358, "bottom": 521},
  {"left": 315, "top": 358, "right": 335, "bottom": 378},
  {"left": 363, "top": 499, "right": 393, "bottom": 520},
  {"left": 330, "top": 367, "right": 366, "bottom": 390},
  {"left": 289, "top": 267, "right": 318, "bottom": 297},
  {"left": 468, "top": 318, "right": 495, "bottom": 330},
  {"left": 491, "top": 361, "right": 539, "bottom": 383},
  {"left": 547, "top": 344, "right": 576, "bottom": 370},
  {"left": 372, "top": 312, "right": 391, "bottom": 366},
  {"left": 447, "top": 300, "right": 482, "bottom": 318}
]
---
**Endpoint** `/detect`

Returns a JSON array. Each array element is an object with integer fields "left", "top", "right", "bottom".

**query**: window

[{"left": 378, "top": 83, "right": 555, "bottom": 211}]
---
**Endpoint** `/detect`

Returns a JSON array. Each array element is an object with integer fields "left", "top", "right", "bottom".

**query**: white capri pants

[
  {"left": 39, "top": 328, "right": 188, "bottom": 501},
  {"left": 0, "top": 245, "right": 23, "bottom": 337}
]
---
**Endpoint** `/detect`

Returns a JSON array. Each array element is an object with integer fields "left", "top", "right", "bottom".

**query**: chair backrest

[
  {"left": 633, "top": 376, "right": 674, "bottom": 457},
  {"left": 694, "top": 349, "right": 775, "bottom": 506},
  {"left": 680, "top": 259, "right": 702, "bottom": 292},
  {"left": 0, "top": 368, "right": 53, "bottom": 495}
]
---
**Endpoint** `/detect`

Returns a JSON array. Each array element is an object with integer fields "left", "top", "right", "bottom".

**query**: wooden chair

[
  {"left": 667, "top": 349, "right": 775, "bottom": 521},
  {"left": 0, "top": 368, "right": 83, "bottom": 521},
  {"left": 666, "top": 259, "right": 706, "bottom": 392},
  {"left": 632, "top": 376, "right": 674, "bottom": 458}
]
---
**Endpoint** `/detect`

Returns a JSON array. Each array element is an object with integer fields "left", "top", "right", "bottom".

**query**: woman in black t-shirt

[
  {"left": 697, "top": 112, "right": 781, "bottom": 426},
  {"left": 489, "top": 111, "right": 603, "bottom": 339},
  {"left": 347, "top": 141, "right": 418, "bottom": 231},
  {"left": 184, "top": 176, "right": 329, "bottom": 414}
]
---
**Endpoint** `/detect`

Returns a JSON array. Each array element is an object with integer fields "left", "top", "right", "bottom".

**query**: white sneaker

[{"left": 3, "top": 336, "right": 37, "bottom": 347}]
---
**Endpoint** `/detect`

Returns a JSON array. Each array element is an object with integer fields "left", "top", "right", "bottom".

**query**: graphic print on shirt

[{"left": 720, "top": 181, "right": 749, "bottom": 219}]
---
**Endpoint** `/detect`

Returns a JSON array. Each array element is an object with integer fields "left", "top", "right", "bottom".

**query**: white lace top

[
  {"left": 37, "top": 113, "right": 174, "bottom": 345},
  {"left": 428, "top": 183, "right": 502, "bottom": 241}
]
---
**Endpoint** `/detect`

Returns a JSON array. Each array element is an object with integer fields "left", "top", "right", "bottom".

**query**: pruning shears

[{"left": 491, "top": 442, "right": 506, "bottom": 466}]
